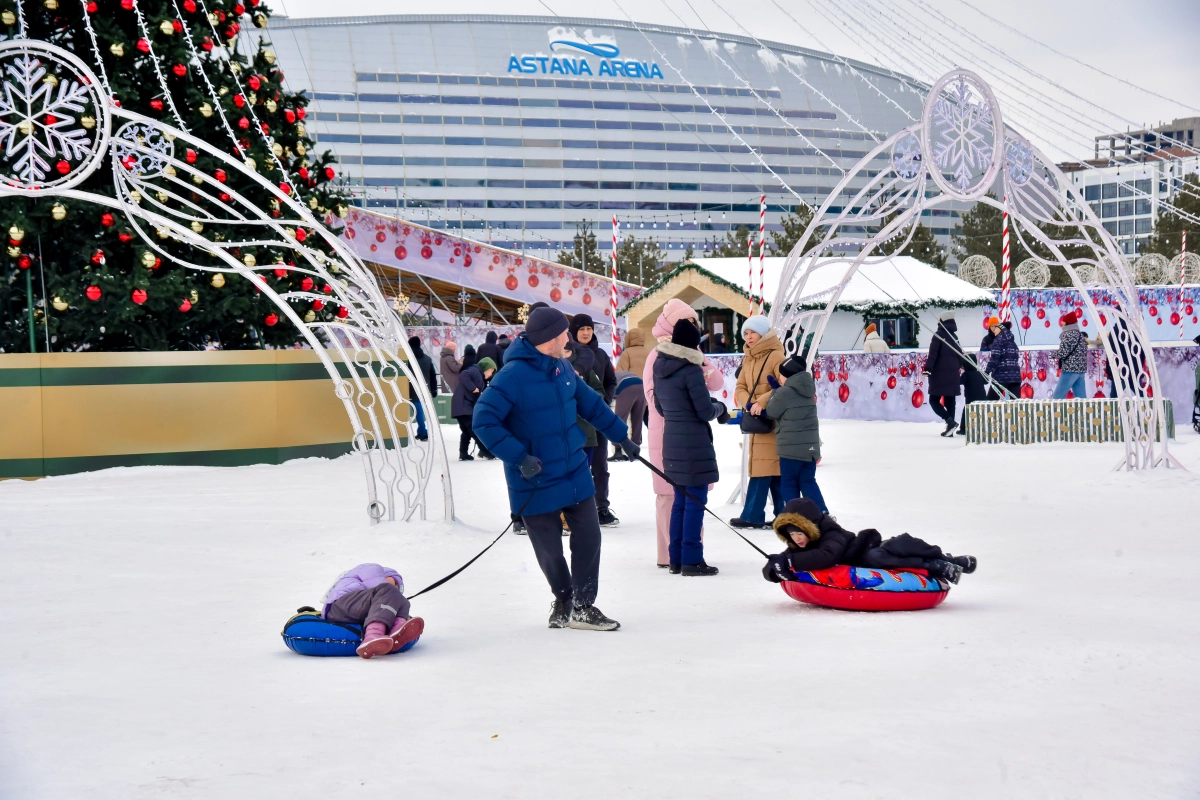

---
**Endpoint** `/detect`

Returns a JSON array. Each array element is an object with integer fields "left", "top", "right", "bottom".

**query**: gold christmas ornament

[
  {"left": 17, "top": 120, "right": 32, "bottom": 135},
  {"left": 211, "top": 273, "right": 226, "bottom": 288},
  {"left": 218, "top": 86, "right": 229, "bottom": 96},
  {"left": 42, "top": 74, "right": 58, "bottom": 87},
  {"left": 263, "top": 49, "right": 276, "bottom": 64},
  {"left": 130, "top": 190, "right": 142, "bottom": 203},
  {"left": 190, "top": 220, "right": 204, "bottom": 233},
  {"left": 141, "top": 251, "right": 157, "bottom": 267},
  {"left": 192, "top": 173, "right": 204, "bottom": 185},
  {"left": 198, "top": 102, "right": 213, "bottom": 118},
  {"left": 6, "top": 245, "right": 20, "bottom": 257},
  {"left": 164, "top": 165, "right": 176, "bottom": 178},
  {"left": 8, "top": 226, "right": 25, "bottom": 241},
  {"left": 229, "top": 62, "right": 241, "bottom": 75},
  {"left": 308, "top": 196, "right": 319, "bottom": 209},
  {"left": 1, "top": 11, "right": 15, "bottom": 25},
  {"left": 43, "top": 0, "right": 58, "bottom": 9},
  {"left": 110, "top": 42, "right": 125, "bottom": 57},
  {"left": 295, "top": 142, "right": 306, "bottom": 156},
  {"left": 245, "top": 157, "right": 256, "bottom": 171},
  {"left": 189, "top": 289, "right": 199, "bottom": 303},
  {"left": 284, "top": 227, "right": 296, "bottom": 239},
  {"left": 303, "top": 309, "right": 316, "bottom": 323},
  {"left": 155, "top": 191, "right": 169, "bottom": 203},
  {"left": 271, "top": 143, "right": 283, "bottom": 158},
  {"left": 265, "top": 99, "right": 277, "bottom": 113},
  {"left": 51, "top": 204, "right": 67, "bottom": 220},
  {"left": 207, "top": 11, "right": 219, "bottom": 23},
  {"left": 247, "top": 92, "right": 257, "bottom": 104},
  {"left": 52, "top": 296, "right": 69, "bottom": 311},
  {"left": 295, "top": 124, "right": 306, "bottom": 137},
  {"left": 253, "top": 12, "right": 267, "bottom": 27},
  {"left": 156, "top": 227, "right": 170, "bottom": 239},
  {"left": 159, "top": 19, "right": 173, "bottom": 35},
  {"left": 81, "top": 115, "right": 95, "bottom": 129},
  {"left": 336, "top": 205, "right": 348, "bottom": 219},
  {"left": 242, "top": 253, "right": 256, "bottom": 267}
]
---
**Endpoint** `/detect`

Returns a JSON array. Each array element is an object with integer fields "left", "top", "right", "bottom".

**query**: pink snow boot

[
  {"left": 389, "top": 616, "right": 425, "bottom": 653},
  {"left": 356, "top": 622, "right": 393, "bottom": 659}
]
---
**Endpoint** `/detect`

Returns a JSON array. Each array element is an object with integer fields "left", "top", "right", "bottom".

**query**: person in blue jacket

[{"left": 473, "top": 307, "right": 640, "bottom": 632}]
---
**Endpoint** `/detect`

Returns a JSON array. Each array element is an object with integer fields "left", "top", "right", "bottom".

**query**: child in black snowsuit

[
  {"left": 956, "top": 353, "right": 988, "bottom": 437},
  {"left": 762, "top": 498, "right": 977, "bottom": 584}
]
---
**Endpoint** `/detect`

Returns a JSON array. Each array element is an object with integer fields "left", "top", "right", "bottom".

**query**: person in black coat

[
  {"left": 761, "top": 499, "right": 976, "bottom": 585},
  {"left": 653, "top": 318, "right": 730, "bottom": 576},
  {"left": 408, "top": 336, "right": 438, "bottom": 442},
  {"left": 450, "top": 358, "right": 497, "bottom": 460},
  {"left": 570, "top": 313, "right": 620, "bottom": 527},
  {"left": 923, "top": 312, "right": 965, "bottom": 437},
  {"left": 462, "top": 344, "right": 478, "bottom": 370},
  {"left": 476, "top": 330, "right": 502, "bottom": 365},
  {"left": 956, "top": 352, "right": 988, "bottom": 437},
  {"left": 497, "top": 334, "right": 512, "bottom": 364}
]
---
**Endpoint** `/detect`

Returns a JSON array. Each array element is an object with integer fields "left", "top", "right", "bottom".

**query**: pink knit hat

[{"left": 653, "top": 298, "right": 698, "bottom": 339}]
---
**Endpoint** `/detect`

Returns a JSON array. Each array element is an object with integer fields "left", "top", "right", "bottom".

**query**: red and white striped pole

[
  {"left": 1000, "top": 195, "right": 1011, "bottom": 322},
  {"left": 1180, "top": 229, "right": 1187, "bottom": 339},
  {"left": 758, "top": 193, "right": 766, "bottom": 316},
  {"left": 610, "top": 215, "right": 620, "bottom": 337},
  {"left": 747, "top": 231, "right": 755, "bottom": 315}
]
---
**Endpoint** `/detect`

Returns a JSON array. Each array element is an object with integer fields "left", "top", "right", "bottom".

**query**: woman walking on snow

[
  {"left": 984, "top": 317, "right": 1022, "bottom": 400},
  {"left": 451, "top": 357, "right": 497, "bottom": 461},
  {"left": 731, "top": 315, "right": 786, "bottom": 529},
  {"left": 924, "top": 311, "right": 965, "bottom": 436},
  {"left": 653, "top": 318, "right": 730, "bottom": 575},
  {"left": 644, "top": 299, "right": 726, "bottom": 567},
  {"left": 1052, "top": 311, "right": 1089, "bottom": 399}
]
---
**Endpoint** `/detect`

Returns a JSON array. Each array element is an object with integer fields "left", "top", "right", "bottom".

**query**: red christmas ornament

[
  {"left": 183, "top": 0, "right": 196, "bottom": 11},
  {"left": 1148, "top": 305, "right": 1157, "bottom": 317},
  {"left": 285, "top": 109, "right": 296, "bottom": 124},
  {"left": 375, "top": 230, "right": 386, "bottom": 243},
  {"left": 297, "top": 107, "right": 306, "bottom": 120},
  {"left": 463, "top": 255, "right": 472, "bottom": 267},
  {"left": 421, "top": 245, "right": 433, "bottom": 259},
  {"left": 300, "top": 277, "right": 314, "bottom": 291},
  {"left": 1170, "top": 311, "right": 1181, "bottom": 325},
  {"left": 233, "top": 94, "right": 246, "bottom": 108},
  {"left": 86, "top": 285, "right": 102, "bottom": 301},
  {"left": 260, "top": 122, "right": 270, "bottom": 135},
  {"left": 219, "top": 192, "right": 231, "bottom": 203},
  {"left": 179, "top": 298, "right": 192, "bottom": 312},
  {"left": 17, "top": 254, "right": 32, "bottom": 269},
  {"left": 131, "top": 288, "right": 148, "bottom": 305},
  {"left": 1036, "top": 307, "right": 1046, "bottom": 319},
  {"left": 311, "top": 299, "right": 325, "bottom": 311},
  {"left": 550, "top": 287, "right": 562, "bottom": 302},
  {"left": 45, "top": 113, "right": 58, "bottom": 125},
  {"left": 237, "top": 116, "right": 249, "bottom": 130},
  {"left": 136, "top": 38, "right": 150, "bottom": 54},
  {"left": 394, "top": 245, "right": 407, "bottom": 260},
  {"left": 1156, "top": 317, "right": 1163, "bottom": 325},
  {"left": 90, "top": 249, "right": 105, "bottom": 265},
  {"left": 528, "top": 275, "right": 539, "bottom": 288},
  {"left": 214, "top": 169, "right": 227, "bottom": 183},
  {"left": 85, "top": 0, "right": 97, "bottom": 10},
  {"left": 324, "top": 166, "right": 335, "bottom": 180},
  {"left": 226, "top": 23, "right": 239, "bottom": 38},
  {"left": 118, "top": 232, "right": 133, "bottom": 243},
  {"left": 234, "top": 2, "right": 246, "bottom": 15},
  {"left": 827, "top": 370, "right": 836, "bottom": 383},
  {"left": 1020, "top": 316, "right": 1031, "bottom": 329},
  {"left": 501, "top": 274, "right": 518, "bottom": 291},
  {"left": 880, "top": 391, "right": 888, "bottom": 400},
  {"left": 55, "top": 159, "right": 70, "bottom": 175},
  {"left": 1020, "top": 383, "right": 1034, "bottom": 399},
  {"left": 279, "top": 182, "right": 291, "bottom": 195},
  {"left": 899, "top": 366, "right": 909, "bottom": 378},
  {"left": 248, "top": 74, "right": 261, "bottom": 91},
  {"left": 911, "top": 388, "right": 925, "bottom": 408},
  {"left": 1099, "top": 312, "right": 1107, "bottom": 325},
  {"left": 100, "top": 212, "right": 114, "bottom": 227},
  {"left": 838, "top": 383, "right": 850, "bottom": 403},
  {"left": 172, "top": 19, "right": 183, "bottom": 33},
  {"left": 1044, "top": 321, "right": 1051, "bottom": 328},
  {"left": 321, "top": 284, "right": 332, "bottom": 294},
  {"left": 1037, "top": 368, "right": 1047, "bottom": 382},
  {"left": 273, "top": 267, "right": 287, "bottom": 278},
  {"left": 120, "top": 0, "right": 133, "bottom": 8},
  {"left": 336, "top": 306, "right": 349, "bottom": 319},
  {"left": 185, "top": 148, "right": 197, "bottom": 163},
  {"left": 1186, "top": 305, "right": 1194, "bottom": 315},
  {"left": 200, "top": 37, "right": 213, "bottom": 51},
  {"left": 295, "top": 228, "right": 307, "bottom": 243},
  {"left": 264, "top": 313, "right": 278, "bottom": 327}
]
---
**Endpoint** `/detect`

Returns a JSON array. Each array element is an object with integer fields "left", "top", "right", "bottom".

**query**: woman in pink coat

[{"left": 643, "top": 299, "right": 725, "bottom": 567}]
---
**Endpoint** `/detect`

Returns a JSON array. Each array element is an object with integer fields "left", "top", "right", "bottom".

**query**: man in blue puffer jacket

[{"left": 474, "top": 307, "right": 639, "bottom": 631}]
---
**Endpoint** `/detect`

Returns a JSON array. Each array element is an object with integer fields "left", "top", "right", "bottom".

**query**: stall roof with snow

[{"left": 621, "top": 256, "right": 995, "bottom": 350}]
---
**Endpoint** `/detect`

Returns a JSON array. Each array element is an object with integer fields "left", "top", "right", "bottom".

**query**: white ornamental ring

[
  {"left": 920, "top": 69, "right": 1005, "bottom": 202},
  {"left": 0, "top": 39, "right": 112, "bottom": 195},
  {"left": 891, "top": 131, "right": 923, "bottom": 181},
  {"left": 112, "top": 121, "right": 175, "bottom": 178}
]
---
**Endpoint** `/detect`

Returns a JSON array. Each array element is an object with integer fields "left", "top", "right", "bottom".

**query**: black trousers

[
  {"left": 592, "top": 433, "right": 611, "bottom": 513},
  {"left": 454, "top": 415, "right": 490, "bottom": 458},
  {"left": 860, "top": 533, "right": 946, "bottom": 570},
  {"left": 931, "top": 395, "right": 956, "bottom": 423},
  {"left": 522, "top": 496, "right": 602, "bottom": 607}
]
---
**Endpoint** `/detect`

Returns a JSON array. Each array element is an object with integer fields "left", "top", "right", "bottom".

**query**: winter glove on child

[
  {"left": 762, "top": 554, "right": 795, "bottom": 583},
  {"left": 766, "top": 375, "right": 780, "bottom": 390},
  {"left": 712, "top": 400, "right": 731, "bottom": 425},
  {"left": 618, "top": 438, "right": 641, "bottom": 460},
  {"left": 519, "top": 455, "right": 543, "bottom": 479}
]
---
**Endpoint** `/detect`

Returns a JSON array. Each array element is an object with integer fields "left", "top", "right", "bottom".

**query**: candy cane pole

[
  {"left": 1180, "top": 229, "right": 1187, "bottom": 339},
  {"left": 611, "top": 215, "right": 620, "bottom": 341},
  {"left": 747, "top": 230, "right": 755, "bottom": 315},
  {"left": 1000, "top": 195, "right": 1011, "bottom": 322},
  {"left": 758, "top": 193, "right": 766, "bottom": 316}
]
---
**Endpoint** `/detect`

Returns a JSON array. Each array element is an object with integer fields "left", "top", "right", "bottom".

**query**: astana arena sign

[{"left": 507, "top": 26, "right": 666, "bottom": 80}]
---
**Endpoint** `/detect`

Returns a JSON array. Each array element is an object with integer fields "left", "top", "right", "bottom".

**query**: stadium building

[{"left": 269, "top": 14, "right": 962, "bottom": 264}]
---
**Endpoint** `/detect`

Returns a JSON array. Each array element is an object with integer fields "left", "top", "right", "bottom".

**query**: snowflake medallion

[
  {"left": 921, "top": 70, "right": 1002, "bottom": 200},
  {"left": 891, "top": 132, "right": 922, "bottom": 181},
  {"left": 0, "top": 42, "right": 106, "bottom": 191},
  {"left": 113, "top": 121, "right": 174, "bottom": 178},
  {"left": 1005, "top": 136, "right": 1034, "bottom": 186}
]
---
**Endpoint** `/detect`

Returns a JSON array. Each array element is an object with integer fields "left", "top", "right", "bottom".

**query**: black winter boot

[
  {"left": 681, "top": 562, "right": 719, "bottom": 576},
  {"left": 925, "top": 560, "right": 962, "bottom": 585},
  {"left": 548, "top": 599, "right": 572, "bottom": 628},
  {"left": 569, "top": 605, "right": 620, "bottom": 631},
  {"left": 940, "top": 420, "right": 958, "bottom": 437},
  {"left": 945, "top": 554, "right": 977, "bottom": 573},
  {"left": 668, "top": 563, "right": 681, "bottom": 574}
]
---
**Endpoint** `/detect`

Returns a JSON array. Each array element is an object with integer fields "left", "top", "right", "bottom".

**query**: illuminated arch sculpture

[
  {"left": 772, "top": 69, "right": 1180, "bottom": 471},
  {"left": 0, "top": 39, "right": 454, "bottom": 519}
]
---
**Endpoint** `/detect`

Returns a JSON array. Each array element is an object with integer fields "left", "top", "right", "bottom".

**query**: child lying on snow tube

[
  {"left": 322, "top": 564, "right": 425, "bottom": 659},
  {"left": 762, "top": 498, "right": 977, "bottom": 586}
]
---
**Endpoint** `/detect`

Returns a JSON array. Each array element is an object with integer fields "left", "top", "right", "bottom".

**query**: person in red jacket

[{"left": 761, "top": 499, "right": 977, "bottom": 585}]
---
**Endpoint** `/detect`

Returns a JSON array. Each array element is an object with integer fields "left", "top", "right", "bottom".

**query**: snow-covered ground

[{"left": 2, "top": 421, "right": 1199, "bottom": 798}]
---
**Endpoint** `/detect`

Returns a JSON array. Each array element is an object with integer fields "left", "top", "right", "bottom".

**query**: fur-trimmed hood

[
  {"left": 655, "top": 340, "right": 704, "bottom": 366},
  {"left": 772, "top": 497, "right": 825, "bottom": 544}
]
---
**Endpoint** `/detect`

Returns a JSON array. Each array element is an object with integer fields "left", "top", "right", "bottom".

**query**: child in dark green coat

[{"left": 765, "top": 356, "right": 827, "bottom": 512}]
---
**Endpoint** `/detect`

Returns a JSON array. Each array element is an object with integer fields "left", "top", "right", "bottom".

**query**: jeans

[
  {"left": 779, "top": 457, "right": 827, "bottom": 513},
  {"left": 669, "top": 485, "right": 708, "bottom": 566},
  {"left": 522, "top": 496, "right": 603, "bottom": 607},
  {"left": 739, "top": 475, "right": 783, "bottom": 525},
  {"left": 1053, "top": 371, "right": 1087, "bottom": 400},
  {"left": 412, "top": 399, "right": 427, "bottom": 439}
]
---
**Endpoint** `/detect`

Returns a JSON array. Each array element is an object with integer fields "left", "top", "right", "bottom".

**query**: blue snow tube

[{"left": 281, "top": 607, "right": 419, "bottom": 657}]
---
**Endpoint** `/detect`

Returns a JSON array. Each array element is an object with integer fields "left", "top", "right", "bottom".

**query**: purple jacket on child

[{"left": 321, "top": 563, "right": 404, "bottom": 618}]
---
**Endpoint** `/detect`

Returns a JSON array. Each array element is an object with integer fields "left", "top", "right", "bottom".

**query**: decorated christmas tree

[{"left": 0, "top": 0, "right": 346, "bottom": 352}]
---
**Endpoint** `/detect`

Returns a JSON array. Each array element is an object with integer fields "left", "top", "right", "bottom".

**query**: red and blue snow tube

[{"left": 781, "top": 564, "right": 949, "bottom": 611}]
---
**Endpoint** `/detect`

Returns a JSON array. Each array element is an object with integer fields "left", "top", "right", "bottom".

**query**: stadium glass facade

[{"left": 270, "top": 14, "right": 961, "bottom": 263}]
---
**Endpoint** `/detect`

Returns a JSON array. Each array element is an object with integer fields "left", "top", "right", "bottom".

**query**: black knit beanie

[
  {"left": 525, "top": 307, "right": 570, "bottom": 346},
  {"left": 780, "top": 355, "right": 807, "bottom": 378},
  {"left": 570, "top": 313, "right": 595, "bottom": 339},
  {"left": 671, "top": 318, "right": 701, "bottom": 349}
]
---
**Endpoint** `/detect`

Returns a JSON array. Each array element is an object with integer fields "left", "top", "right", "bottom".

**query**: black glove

[
  {"left": 519, "top": 455, "right": 543, "bottom": 480},
  {"left": 762, "top": 554, "right": 794, "bottom": 583},
  {"left": 712, "top": 400, "right": 730, "bottom": 425},
  {"left": 618, "top": 438, "right": 640, "bottom": 460}
]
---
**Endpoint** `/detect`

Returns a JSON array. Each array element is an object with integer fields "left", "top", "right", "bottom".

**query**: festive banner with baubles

[
  {"left": 979, "top": 288, "right": 1200, "bottom": 347},
  {"left": 335, "top": 209, "right": 639, "bottom": 347}
]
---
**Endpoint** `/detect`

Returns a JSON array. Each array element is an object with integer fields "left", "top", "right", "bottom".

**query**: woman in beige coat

[{"left": 731, "top": 315, "right": 786, "bottom": 528}]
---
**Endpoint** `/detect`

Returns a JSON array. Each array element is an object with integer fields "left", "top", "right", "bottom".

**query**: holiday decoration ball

[
  {"left": 1036, "top": 308, "right": 1045, "bottom": 319},
  {"left": 421, "top": 245, "right": 432, "bottom": 259},
  {"left": 505, "top": 275, "right": 518, "bottom": 291},
  {"left": 528, "top": 275, "right": 539, "bottom": 288},
  {"left": 394, "top": 245, "right": 407, "bottom": 260},
  {"left": 838, "top": 383, "right": 850, "bottom": 403},
  {"left": 211, "top": 273, "right": 226, "bottom": 288},
  {"left": 911, "top": 388, "right": 925, "bottom": 408},
  {"left": 880, "top": 390, "right": 888, "bottom": 400},
  {"left": 550, "top": 288, "right": 562, "bottom": 302},
  {"left": 86, "top": 285, "right": 102, "bottom": 301},
  {"left": 264, "top": 313, "right": 279, "bottom": 327},
  {"left": 131, "top": 289, "right": 148, "bottom": 305},
  {"left": 886, "top": 375, "right": 897, "bottom": 389}
]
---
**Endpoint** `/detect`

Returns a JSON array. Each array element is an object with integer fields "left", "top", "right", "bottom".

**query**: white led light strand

[
  {"left": 130, "top": 0, "right": 190, "bottom": 133},
  {"left": 168, "top": 0, "right": 247, "bottom": 160}
]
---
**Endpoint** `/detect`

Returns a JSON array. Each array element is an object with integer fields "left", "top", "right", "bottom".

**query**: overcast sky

[{"left": 271, "top": 0, "right": 1200, "bottom": 160}]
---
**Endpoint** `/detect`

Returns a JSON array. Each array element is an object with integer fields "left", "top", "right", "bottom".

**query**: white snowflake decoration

[
  {"left": 113, "top": 121, "right": 173, "bottom": 177},
  {"left": 891, "top": 132, "right": 922, "bottom": 181},
  {"left": 929, "top": 77, "right": 994, "bottom": 193},
  {"left": 0, "top": 46, "right": 103, "bottom": 189},
  {"left": 1005, "top": 136, "right": 1034, "bottom": 186}
]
